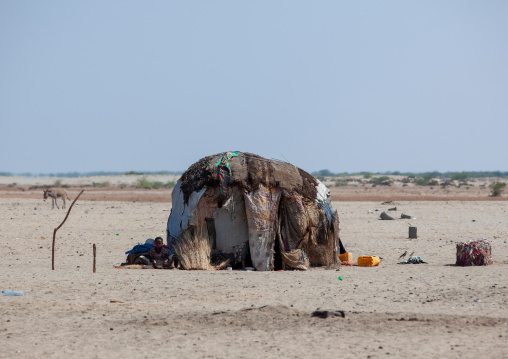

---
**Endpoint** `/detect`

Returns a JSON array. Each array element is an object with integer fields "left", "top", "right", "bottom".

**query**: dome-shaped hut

[{"left": 167, "top": 152, "right": 340, "bottom": 271}]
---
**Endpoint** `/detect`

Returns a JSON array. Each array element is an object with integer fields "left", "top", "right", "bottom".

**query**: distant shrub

[
  {"left": 136, "top": 177, "right": 152, "bottom": 189},
  {"left": 93, "top": 181, "right": 110, "bottom": 188},
  {"left": 136, "top": 177, "right": 176, "bottom": 189},
  {"left": 315, "top": 169, "right": 335, "bottom": 177},
  {"left": 363, "top": 173, "right": 372, "bottom": 179},
  {"left": 118, "top": 183, "right": 128, "bottom": 189},
  {"left": 489, "top": 182, "right": 506, "bottom": 197},
  {"left": 413, "top": 178, "right": 426, "bottom": 186},
  {"left": 456, "top": 180, "right": 469, "bottom": 187},
  {"left": 152, "top": 181, "right": 165, "bottom": 189},
  {"left": 414, "top": 176, "right": 436, "bottom": 186},
  {"left": 29, "top": 185, "right": 51, "bottom": 190},
  {"left": 53, "top": 179, "right": 63, "bottom": 187},
  {"left": 370, "top": 176, "right": 391, "bottom": 186},
  {"left": 450, "top": 172, "right": 469, "bottom": 181},
  {"left": 441, "top": 180, "right": 453, "bottom": 187},
  {"left": 335, "top": 179, "right": 348, "bottom": 187}
]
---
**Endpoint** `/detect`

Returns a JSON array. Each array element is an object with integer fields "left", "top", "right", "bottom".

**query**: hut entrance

[{"left": 273, "top": 235, "right": 283, "bottom": 270}]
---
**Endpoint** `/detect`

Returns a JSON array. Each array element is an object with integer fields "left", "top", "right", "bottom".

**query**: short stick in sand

[{"left": 93, "top": 243, "right": 96, "bottom": 273}]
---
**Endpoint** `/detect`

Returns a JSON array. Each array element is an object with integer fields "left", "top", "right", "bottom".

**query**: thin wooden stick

[
  {"left": 52, "top": 189, "right": 85, "bottom": 270},
  {"left": 93, "top": 243, "right": 96, "bottom": 273}
]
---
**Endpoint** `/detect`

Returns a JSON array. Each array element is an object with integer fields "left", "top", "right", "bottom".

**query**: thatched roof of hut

[{"left": 179, "top": 152, "right": 318, "bottom": 204}]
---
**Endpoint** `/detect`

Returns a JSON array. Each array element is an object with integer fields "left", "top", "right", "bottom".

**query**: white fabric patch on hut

[
  {"left": 315, "top": 179, "right": 330, "bottom": 202},
  {"left": 167, "top": 180, "right": 207, "bottom": 241},
  {"left": 214, "top": 188, "right": 249, "bottom": 263}
]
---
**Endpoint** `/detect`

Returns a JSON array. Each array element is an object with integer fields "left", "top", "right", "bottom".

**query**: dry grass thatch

[
  {"left": 174, "top": 224, "right": 229, "bottom": 270},
  {"left": 179, "top": 152, "right": 318, "bottom": 204}
]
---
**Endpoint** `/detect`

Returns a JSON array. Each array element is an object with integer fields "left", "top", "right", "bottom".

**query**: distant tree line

[
  {"left": 0, "top": 170, "right": 183, "bottom": 177},
  {"left": 2, "top": 169, "right": 507, "bottom": 179},
  {"left": 311, "top": 170, "right": 508, "bottom": 179}
]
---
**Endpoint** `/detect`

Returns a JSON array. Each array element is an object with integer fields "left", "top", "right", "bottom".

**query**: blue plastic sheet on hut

[{"left": 318, "top": 200, "right": 335, "bottom": 225}]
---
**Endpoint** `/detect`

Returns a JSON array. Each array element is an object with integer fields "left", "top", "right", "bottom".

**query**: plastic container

[
  {"left": 357, "top": 256, "right": 380, "bottom": 267},
  {"left": 339, "top": 252, "right": 353, "bottom": 263},
  {"left": 2, "top": 291, "right": 24, "bottom": 296}
]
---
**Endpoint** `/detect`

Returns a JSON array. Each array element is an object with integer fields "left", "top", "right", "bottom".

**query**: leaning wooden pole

[{"left": 52, "top": 189, "right": 85, "bottom": 270}]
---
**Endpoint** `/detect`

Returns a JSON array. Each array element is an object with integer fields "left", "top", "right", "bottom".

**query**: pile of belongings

[
  {"left": 456, "top": 238, "right": 492, "bottom": 266},
  {"left": 125, "top": 239, "right": 155, "bottom": 265},
  {"left": 398, "top": 256, "right": 427, "bottom": 264}
]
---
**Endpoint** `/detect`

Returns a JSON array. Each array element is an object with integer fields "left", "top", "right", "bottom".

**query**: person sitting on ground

[{"left": 148, "top": 237, "right": 174, "bottom": 269}]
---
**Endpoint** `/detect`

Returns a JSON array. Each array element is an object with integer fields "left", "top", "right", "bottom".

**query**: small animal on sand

[{"left": 43, "top": 188, "right": 71, "bottom": 209}]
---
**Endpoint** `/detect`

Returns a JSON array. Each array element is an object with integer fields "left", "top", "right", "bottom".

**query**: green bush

[
  {"left": 414, "top": 176, "right": 436, "bottom": 186},
  {"left": 370, "top": 176, "right": 391, "bottom": 186},
  {"left": 315, "top": 169, "right": 335, "bottom": 177},
  {"left": 489, "top": 182, "right": 506, "bottom": 197},
  {"left": 136, "top": 177, "right": 176, "bottom": 189},
  {"left": 413, "top": 178, "right": 426, "bottom": 186},
  {"left": 335, "top": 179, "right": 348, "bottom": 187},
  {"left": 136, "top": 177, "right": 153, "bottom": 189},
  {"left": 441, "top": 180, "right": 453, "bottom": 187},
  {"left": 450, "top": 172, "right": 469, "bottom": 181},
  {"left": 93, "top": 181, "right": 110, "bottom": 188}
]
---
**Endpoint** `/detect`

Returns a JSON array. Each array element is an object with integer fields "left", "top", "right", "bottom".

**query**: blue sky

[{"left": 1, "top": 1, "right": 507, "bottom": 174}]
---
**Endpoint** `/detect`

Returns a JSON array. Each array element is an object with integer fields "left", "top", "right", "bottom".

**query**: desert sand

[{"left": 1, "top": 177, "right": 507, "bottom": 358}]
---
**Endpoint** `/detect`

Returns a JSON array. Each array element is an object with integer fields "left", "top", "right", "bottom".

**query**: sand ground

[{"left": 1, "top": 179, "right": 507, "bottom": 358}]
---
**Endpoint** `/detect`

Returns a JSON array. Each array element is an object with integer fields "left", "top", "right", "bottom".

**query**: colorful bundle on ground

[{"left": 456, "top": 239, "right": 492, "bottom": 266}]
